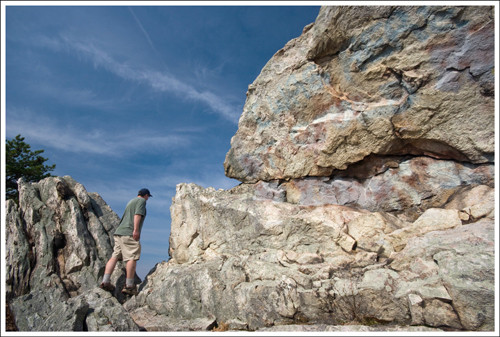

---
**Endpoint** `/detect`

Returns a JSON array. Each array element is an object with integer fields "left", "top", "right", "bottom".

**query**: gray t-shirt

[{"left": 114, "top": 197, "right": 147, "bottom": 236}]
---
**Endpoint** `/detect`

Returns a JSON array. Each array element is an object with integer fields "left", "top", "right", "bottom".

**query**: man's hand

[{"left": 133, "top": 229, "right": 140, "bottom": 241}]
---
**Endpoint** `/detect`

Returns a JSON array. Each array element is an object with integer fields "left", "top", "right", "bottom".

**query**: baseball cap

[{"left": 138, "top": 188, "right": 153, "bottom": 197}]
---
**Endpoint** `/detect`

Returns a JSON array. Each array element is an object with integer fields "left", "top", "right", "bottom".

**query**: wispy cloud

[
  {"left": 128, "top": 7, "right": 156, "bottom": 52},
  {"left": 6, "top": 106, "right": 192, "bottom": 157},
  {"left": 32, "top": 83, "right": 120, "bottom": 111},
  {"left": 37, "top": 34, "right": 241, "bottom": 124}
]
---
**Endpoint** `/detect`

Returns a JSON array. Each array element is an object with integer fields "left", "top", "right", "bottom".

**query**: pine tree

[{"left": 6, "top": 134, "right": 56, "bottom": 202}]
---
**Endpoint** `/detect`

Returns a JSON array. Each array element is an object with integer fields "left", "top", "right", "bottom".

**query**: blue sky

[{"left": 2, "top": 2, "right": 321, "bottom": 278}]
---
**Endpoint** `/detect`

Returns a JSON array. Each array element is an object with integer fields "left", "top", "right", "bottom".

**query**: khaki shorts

[{"left": 111, "top": 235, "right": 141, "bottom": 261}]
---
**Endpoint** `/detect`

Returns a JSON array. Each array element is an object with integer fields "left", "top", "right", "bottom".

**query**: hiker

[{"left": 99, "top": 188, "right": 152, "bottom": 295}]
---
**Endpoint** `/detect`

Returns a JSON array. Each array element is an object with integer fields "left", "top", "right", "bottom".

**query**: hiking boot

[
  {"left": 99, "top": 282, "right": 115, "bottom": 292},
  {"left": 122, "top": 285, "right": 138, "bottom": 296}
]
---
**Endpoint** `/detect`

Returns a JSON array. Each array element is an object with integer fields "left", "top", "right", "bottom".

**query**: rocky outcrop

[
  {"left": 125, "top": 182, "right": 494, "bottom": 331},
  {"left": 5, "top": 5, "right": 496, "bottom": 333},
  {"left": 224, "top": 6, "right": 494, "bottom": 183},
  {"left": 10, "top": 288, "right": 138, "bottom": 331},
  {"left": 5, "top": 176, "right": 139, "bottom": 331},
  {"left": 124, "top": 5, "right": 495, "bottom": 332}
]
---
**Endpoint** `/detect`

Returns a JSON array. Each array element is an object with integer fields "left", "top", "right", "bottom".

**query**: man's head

[{"left": 138, "top": 188, "right": 153, "bottom": 200}]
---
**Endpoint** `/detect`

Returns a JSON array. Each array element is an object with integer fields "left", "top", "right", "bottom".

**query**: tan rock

[
  {"left": 444, "top": 185, "right": 495, "bottom": 221},
  {"left": 388, "top": 208, "right": 462, "bottom": 251},
  {"left": 346, "top": 212, "right": 402, "bottom": 256},
  {"left": 224, "top": 6, "right": 494, "bottom": 183}
]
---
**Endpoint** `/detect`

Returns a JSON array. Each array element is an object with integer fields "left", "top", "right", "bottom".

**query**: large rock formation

[
  {"left": 125, "top": 183, "right": 494, "bottom": 331},
  {"left": 5, "top": 176, "right": 139, "bottom": 331},
  {"left": 124, "top": 5, "right": 496, "bottom": 332},
  {"left": 5, "top": 5, "right": 496, "bottom": 333},
  {"left": 224, "top": 6, "right": 494, "bottom": 182}
]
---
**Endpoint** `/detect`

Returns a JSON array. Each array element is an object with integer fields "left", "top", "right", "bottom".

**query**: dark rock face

[{"left": 5, "top": 176, "right": 139, "bottom": 331}]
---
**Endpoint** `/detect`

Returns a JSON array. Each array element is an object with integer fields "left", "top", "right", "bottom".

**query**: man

[{"left": 100, "top": 188, "right": 152, "bottom": 295}]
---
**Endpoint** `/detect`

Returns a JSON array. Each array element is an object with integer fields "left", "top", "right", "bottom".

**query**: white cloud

[
  {"left": 38, "top": 34, "right": 241, "bottom": 124},
  {"left": 33, "top": 84, "right": 120, "bottom": 111},
  {"left": 6, "top": 106, "right": 192, "bottom": 157}
]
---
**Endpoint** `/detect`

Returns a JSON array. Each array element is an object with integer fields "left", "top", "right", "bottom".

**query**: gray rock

[
  {"left": 10, "top": 286, "right": 139, "bottom": 332},
  {"left": 6, "top": 5, "right": 496, "bottom": 333},
  {"left": 10, "top": 286, "right": 88, "bottom": 331},
  {"left": 390, "top": 219, "right": 495, "bottom": 331},
  {"left": 283, "top": 157, "right": 494, "bottom": 221},
  {"left": 5, "top": 199, "right": 32, "bottom": 300},
  {"left": 82, "top": 288, "right": 140, "bottom": 331},
  {"left": 10, "top": 176, "right": 121, "bottom": 296},
  {"left": 407, "top": 294, "right": 424, "bottom": 325},
  {"left": 5, "top": 176, "right": 138, "bottom": 331}
]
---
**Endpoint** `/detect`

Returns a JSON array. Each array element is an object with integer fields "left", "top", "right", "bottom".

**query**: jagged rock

[
  {"left": 10, "top": 287, "right": 139, "bottom": 331},
  {"left": 167, "top": 183, "right": 376, "bottom": 266},
  {"left": 9, "top": 176, "right": 119, "bottom": 297},
  {"left": 387, "top": 208, "right": 462, "bottom": 251},
  {"left": 224, "top": 6, "right": 494, "bottom": 183},
  {"left": 345, "top": 212, "right": 404, "bottom": 256},
  {"left": 216, "top": 7, "right": 495, "bottom": 330},
  {"left": 407, "top": 294, "right": 424, "bottom": 325},
  {"left": 390, "top": 219, "right": 494, "bottom": 330},
  {"left": 10, "top": 286, "right": 89, "bottom": 331},
  {"left": 82, "top": 288, "right": 140, "bottom": 331},
  {"left": 5, "top": 199, "right": 32, "bottom": 299},
  {"left": 5, "top": 176, "right": 139, "bottom": 331},
  {"left": 6, "top": 5, "right": 496, "bottom": 333},
  {"left": 444, "top": 184, "right": 495, "bottom": 221},
  {"left": 126, "top": 181, "right": 495, "bottom": 331},
  {"left": 129, "top": 5, "right": 495, "bottom": 332}
]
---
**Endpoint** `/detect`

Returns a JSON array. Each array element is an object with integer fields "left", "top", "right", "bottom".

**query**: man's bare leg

[
  {"left": 104, "top": 257, "right": 118, "bottom": 276},
  {"left": 126, "top": 259, "right": 137, "bottom": 280}
]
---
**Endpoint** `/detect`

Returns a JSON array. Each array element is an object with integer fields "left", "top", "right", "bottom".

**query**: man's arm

[{"left": 133, "top": 214, "right": 142, "bottom": 241}]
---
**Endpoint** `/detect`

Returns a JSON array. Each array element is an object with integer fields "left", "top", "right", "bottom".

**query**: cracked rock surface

[
  {"left": 6, "top": 176, "right": 139, "bottom": 331},
  {"left": 126, "top": 182, "right": 494, "bottom": 331},
  {"left": 224, "top": 6, "right": 494, "bottom": 183},
  {"left": 5, "top": 5, "right": 495, "bottom": 333}
]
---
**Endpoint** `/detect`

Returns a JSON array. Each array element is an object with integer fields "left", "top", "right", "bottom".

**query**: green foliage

[{"left": 6, "top": 134, "right": 56, "bottom": 202}]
